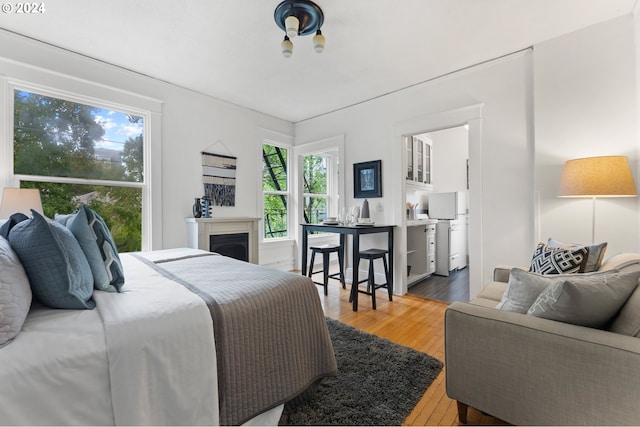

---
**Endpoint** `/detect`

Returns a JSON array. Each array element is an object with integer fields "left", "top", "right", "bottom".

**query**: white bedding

[{"left": 0, "top": 249, "right": 219, "bottom": 426}]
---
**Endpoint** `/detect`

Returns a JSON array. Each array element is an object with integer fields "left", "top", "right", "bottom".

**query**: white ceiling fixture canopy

[{"left": 274, "top": 0, "right": 325, "bottom": 58}]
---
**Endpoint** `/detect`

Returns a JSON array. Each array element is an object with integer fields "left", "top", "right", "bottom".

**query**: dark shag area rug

[{"left": 279, "top": 318, "right": 443, "bottom": 426}]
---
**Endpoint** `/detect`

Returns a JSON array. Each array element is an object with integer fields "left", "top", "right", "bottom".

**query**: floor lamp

[{"left": 558, "top": 155, "right": 637, "bottom": 244}]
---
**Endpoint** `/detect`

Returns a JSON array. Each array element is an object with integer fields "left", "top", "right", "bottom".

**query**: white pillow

[{"left": 0, "top": 235, "right": 32, "bottom": 347}]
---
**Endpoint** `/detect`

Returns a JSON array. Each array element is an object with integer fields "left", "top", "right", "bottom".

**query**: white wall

[
  {"left": 0, "top": 30, "right": 293, "bottom": 251},
  {"left": 535, "top": 15, "right": 640, "bottom": 257},
  {"left": 295, "top": 51, "right": 535, "bottom": 297}
]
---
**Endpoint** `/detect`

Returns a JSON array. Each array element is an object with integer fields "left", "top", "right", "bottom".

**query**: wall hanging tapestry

[{"left": 202, "top": 151, "right": 237, "bottom": 207}]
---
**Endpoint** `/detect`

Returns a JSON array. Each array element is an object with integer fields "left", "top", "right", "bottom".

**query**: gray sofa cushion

[
  {"left": 609, "top": 285, "right": 640, "bottom": 337},
  {"left": 527, "top": 270, "right": 640, "bottom": 328},
  {"left": 496, "top": 268, "right": 622, "bottom": 314}
]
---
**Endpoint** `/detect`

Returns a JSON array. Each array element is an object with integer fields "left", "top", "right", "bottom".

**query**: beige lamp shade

[
  {"left": 0, "top": 188, "right": 44, "bottom": 219},
  {"left": 558, "top": 156, "right": 637, "bottom": 198}
]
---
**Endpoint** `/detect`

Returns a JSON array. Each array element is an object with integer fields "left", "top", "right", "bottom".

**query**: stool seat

[
  {"left": 350, "top": 248, "right": 392, "bottom": 309},
  {"left": 308, "top": 244, "right": 345, "bottom": 295}
]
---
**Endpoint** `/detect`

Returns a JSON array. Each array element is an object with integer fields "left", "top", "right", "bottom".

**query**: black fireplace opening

[{"left": 209, "top": 233, "right": 249, "bottom": 262}]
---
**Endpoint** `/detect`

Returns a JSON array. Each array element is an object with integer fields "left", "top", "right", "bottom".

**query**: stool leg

[
  {"left": 338, "top": 247, "right": 346, "bottom": 289},
  {"left": 383, "top": 254, "right": 392, "bottom": 301},
  {"left": 322, "top": 251, "right": 329, "bottom": 296},
  {"left": 369, "top": 259, "right": 376, "bottom": 310},
  {"left": 308, "top": 251, "right": 316, "bottom": 278}
]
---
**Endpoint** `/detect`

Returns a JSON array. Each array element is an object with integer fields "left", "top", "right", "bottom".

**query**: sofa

[{"left": 445, "top": 251, "right": 640, "bottom": 426}]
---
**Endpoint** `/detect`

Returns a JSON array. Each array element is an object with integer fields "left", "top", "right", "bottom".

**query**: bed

[{"left": 0, "top": 246, "right": 337, "bottom": 426}]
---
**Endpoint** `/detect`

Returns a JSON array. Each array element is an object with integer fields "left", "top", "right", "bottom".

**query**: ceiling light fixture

[{"left": 274, "top": 0, "right": 325, "bottom": 58}]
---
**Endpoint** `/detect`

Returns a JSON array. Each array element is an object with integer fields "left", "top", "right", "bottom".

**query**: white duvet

[{"left": 0, "top": 250, "right": 219, "bottom": 426}]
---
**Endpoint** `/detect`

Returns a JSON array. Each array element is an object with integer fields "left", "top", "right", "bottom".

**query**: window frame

[
  {"left": 6, "top": 80, "right": 154, "bottom": 250},
  {"left": 261, "top": 139, "right": 291, "bottom": 242},
  {"left": 302, "top": 153, "right": 335, "bottom": 224}
]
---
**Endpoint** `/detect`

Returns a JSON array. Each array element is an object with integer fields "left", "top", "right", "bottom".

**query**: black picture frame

[{"left": 353, "top": 160, "right": 382, "bottom": 198}]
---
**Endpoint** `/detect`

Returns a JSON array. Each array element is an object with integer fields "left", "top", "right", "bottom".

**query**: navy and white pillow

[
  {"left": 56, "top": 205, "right": 125, "bottom": 292},
  {"left": 529, "top": 243, "right": 589, "bottom": 274}
]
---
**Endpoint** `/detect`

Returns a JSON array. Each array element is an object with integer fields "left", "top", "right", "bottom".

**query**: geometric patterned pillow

[
  {"left": 529, "top": 243, "right": 590, "bottom": 274},
  {"left": 55, "top": 205, "right": 125, "bottom": 292}
]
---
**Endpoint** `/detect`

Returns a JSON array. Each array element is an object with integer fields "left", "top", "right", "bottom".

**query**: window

[
  {"left": 302, "top": 154, "right": 329, "bottom": 223},
  {"left": 262, "top": 143, "right": 289, "bottom": 239},
  {"left": 13, "top": 88, "right": 146, "bottom": 252}
]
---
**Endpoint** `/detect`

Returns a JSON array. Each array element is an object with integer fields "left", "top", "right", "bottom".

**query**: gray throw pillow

[
  {"left": 547, "top": 238, "right": 607, "bottom": 273},
  {"left": 529, "top": 243, "right": 589, "bottom": 274},
  {"left": 527, "top": 270, "right": 640, "bottom": 328},
  {"left": 8, "top": 210, "right": 95, "bottom": 309},
  {"left": 497, "top": 268, "right": 621, "bottom": 314},
  {"left": 0, "top": 235, "right": 32, "bottom": 347},
  {"left": 609, "top": 285, "right": 640, "bottom": 337}
]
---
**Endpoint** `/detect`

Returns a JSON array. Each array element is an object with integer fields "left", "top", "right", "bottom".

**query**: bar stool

[
  {"left": 350, "top": 248, "right": 392, "bottom": 309},
  {"left": 308, "top": 244, "right": 346, "bottom": 295}
]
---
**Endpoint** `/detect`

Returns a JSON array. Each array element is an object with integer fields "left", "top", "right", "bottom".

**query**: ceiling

[{"left": 0, "top": 0, "right": 636, "bottom": 122}]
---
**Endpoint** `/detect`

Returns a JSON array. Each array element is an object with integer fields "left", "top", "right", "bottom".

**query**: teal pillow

[
  {"left": 8, "top": 210, "right": 95, "bottom": 309},
  {"left": 56, "top": 206, "right": 124, "bottom": 292}
]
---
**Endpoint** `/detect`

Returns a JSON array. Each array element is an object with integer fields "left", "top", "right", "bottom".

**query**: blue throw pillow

[
  {"left": 8, "top": 210, "right": 95, "bottom": 309},
  {"left": 55, "top": 205, "right": 125, "bottom": 292}
]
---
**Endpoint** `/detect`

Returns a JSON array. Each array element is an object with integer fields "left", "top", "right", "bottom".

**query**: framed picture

[{"left": 353, "top": 160, "right": 382, "bottom": 198}]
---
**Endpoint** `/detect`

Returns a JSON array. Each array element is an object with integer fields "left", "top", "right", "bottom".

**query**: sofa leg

[{"left": 456, "top": 401, "right": 468, "bottom": 424}]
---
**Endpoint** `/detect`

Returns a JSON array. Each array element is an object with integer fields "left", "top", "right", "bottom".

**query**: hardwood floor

[
  {"left": 312, "top": 274, "right": 505, "bottom": 426},
  {"left": 408, "top": 268, "right": 470, "bottom": 303}
]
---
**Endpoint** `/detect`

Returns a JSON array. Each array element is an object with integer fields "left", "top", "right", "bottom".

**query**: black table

[{"left": 301, "top": 223, "right": 395, "bottom": 311}]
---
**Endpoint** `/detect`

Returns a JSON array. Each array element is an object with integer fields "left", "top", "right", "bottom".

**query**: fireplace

[
  {"left": 185, "top": 217, "right": 260, "bottom": 264},
  {"left": 209, "top": 233, "right": 249, "bottom": 262}
]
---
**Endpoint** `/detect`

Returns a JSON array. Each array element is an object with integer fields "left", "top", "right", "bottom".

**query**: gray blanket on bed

[{"left": 133, "top": 252, "right": 337, "bottom": 425}]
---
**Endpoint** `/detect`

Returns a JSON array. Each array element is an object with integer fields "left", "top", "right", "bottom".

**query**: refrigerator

[
  {"left": 429, "top": 192, "right": 468, "bottom": 276},
  {"left": 428, "top": 191, "right": 466, "bottom": 219}
]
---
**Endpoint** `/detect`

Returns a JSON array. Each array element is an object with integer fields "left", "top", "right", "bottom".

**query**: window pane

[
  {"left": 303, "top": 196, "right": 327, "bottom": 224},
  {"left": 303, "top": 155, "right": 327, "bottom": 194},
  {"left": 21, "top": 181, "right": 142, "bottom": 252},
  {"left": 262, "top": 144, "right": 287, "bottom": 191},
  {"left": 263, "top": 194, "right": 287, "bottom": 239},
  {"left": 14, "top": 90, "right": 144, "bottom": 182}
]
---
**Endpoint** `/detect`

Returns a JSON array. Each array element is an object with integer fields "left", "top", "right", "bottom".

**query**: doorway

[{"left": 405, "top": 125, "right": 470, "bottom": 303}]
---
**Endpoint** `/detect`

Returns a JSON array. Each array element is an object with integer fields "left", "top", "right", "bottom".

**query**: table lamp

[
  {"left": 558, "top": 155, "right": 637, "bottom": 243},
  {"left": 0, "top": 188, "right": 43, "bottom": 219}
]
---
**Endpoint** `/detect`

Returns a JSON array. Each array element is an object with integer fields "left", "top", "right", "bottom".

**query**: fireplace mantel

[{"left": 185, "top": 217, "right": 260, "bottom": 264}]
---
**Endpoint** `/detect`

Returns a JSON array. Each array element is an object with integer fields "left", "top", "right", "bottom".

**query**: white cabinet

[
  {"left": 405, "top": 135, "right": 432, "bottom": 189},
  {"left": 435, "top": 218, "right": 467, "bottom": 276},
  {"left": 406, "top": 220, "right": 438, "bottom": 286}
]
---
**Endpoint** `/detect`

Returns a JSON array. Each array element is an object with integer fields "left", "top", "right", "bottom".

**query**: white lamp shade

[
  {"left": 313, "top": 30, "right": 325, "bottom": 53},
  {"left": 0, "top": 188, "right": 44, "bottom": 218},
  {"left": 285, "top": 15, "right": 299, "bottom": 38},
  {"left": 558, "top": 155, "right": 637, "bottom": 198},
  {"left": 281, "top": 36, "right": 293, "bottom": 58}
]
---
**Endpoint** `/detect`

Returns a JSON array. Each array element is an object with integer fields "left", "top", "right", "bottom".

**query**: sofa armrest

[
  {"left": 445, "top": 302, "right": 640, "bottom": 425},
  {"left": 492, "top": 265, "right": 514, "bottom": 283}
]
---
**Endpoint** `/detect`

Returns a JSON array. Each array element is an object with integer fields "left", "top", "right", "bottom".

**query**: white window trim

[
  {"left": 3, "top": 77, "right": 160, "bottom": 250},
  {"left": 257, "top": 128, "right": 294, "bottom": 243}
]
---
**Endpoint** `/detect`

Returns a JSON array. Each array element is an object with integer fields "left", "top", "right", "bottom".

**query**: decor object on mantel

[
  {"left": 192, "top": 198, "right": 203, "bottom": 218},
  {"left": 202, "top": 151, "right": 237, "bottom": 207},
  {"left": 274, "top": 0, "right": 325, "bottom": 58},
  {"left": 558, "top": 155, "right": 637, "bottom": 243}
]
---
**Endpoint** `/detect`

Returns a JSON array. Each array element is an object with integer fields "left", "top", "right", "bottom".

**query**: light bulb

[
  {"left": 313, "top": 29, "right": 325, "bottom": 53},
  {"left": 285, "top": 15, "right": 299, "bottom": 38},
  {"left": 281, "top": 36, "right": 293, "bottom": 58}
]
